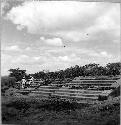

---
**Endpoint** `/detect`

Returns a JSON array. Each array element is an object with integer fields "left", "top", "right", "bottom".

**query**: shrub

[
  {"left": 1, "top": 76, "right": 17, "bottom": 88},
  {"left": 5, "top": 88, "right": 18, "bottom": 97},
  {"left": 98, "top": 95, "right": 108, "bottom": 101}
]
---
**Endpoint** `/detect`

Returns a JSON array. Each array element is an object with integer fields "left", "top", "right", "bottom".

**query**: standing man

[{"left": 21, "top": 76, "right": 26, "bottom": 89}]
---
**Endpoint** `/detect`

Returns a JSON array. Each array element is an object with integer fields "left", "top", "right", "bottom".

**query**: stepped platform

[{"left": 17, "top": 79, "right": 120, "bottom": 103}]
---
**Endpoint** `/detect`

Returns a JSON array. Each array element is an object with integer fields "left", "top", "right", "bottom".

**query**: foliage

[
  {"left": 31, "top": 62, "right": 121, "bottom": 81},
  {"left": 2, "top": 96, "right": 120, "bottom": 125},
  {"left": 98, "top": 95, "right": 108, "bottom": 101},
  {"left": 106, "top": 62, "right": 121, "bottom": 76},
  {"left": 3, "top": 62, "right": 120, "bottom": 89},
  {"left": 1, "top": 76, "right": 16, "bottom": 87},
  {"left": 109, "top": 86, "right": 120, "bottom": 97},
  {"left": 5, "top": 87, "right": 19, "bottom": 97},
  {"left": 8, "top": 68, "right": 26, "bottom": 81}
]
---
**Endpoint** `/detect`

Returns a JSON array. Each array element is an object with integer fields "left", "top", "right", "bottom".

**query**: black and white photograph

[{"left": 1, "top": 0, "right": 121, "bottom": 125}]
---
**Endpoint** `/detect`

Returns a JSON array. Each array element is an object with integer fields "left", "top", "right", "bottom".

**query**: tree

[
  {"left": 8, "top": 68, "right": 26, "bottom": 81},
  {"left": 82, "top": 63, "right": 99, "bottom": 76},
  {"left": 106, "top": 62, "right": 121, "bottom": 76},
  {"left": 28, "top": 62, "right": 121, "bottom": 84}
]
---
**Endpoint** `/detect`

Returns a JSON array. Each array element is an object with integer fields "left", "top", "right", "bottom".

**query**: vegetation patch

[{"left": 2, "top": 96, "right": 120, "bottom": 125}]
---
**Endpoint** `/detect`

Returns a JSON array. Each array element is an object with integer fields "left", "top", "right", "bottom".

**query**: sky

[{"left": 1, "top": 1, "right": 120, "bottom": 75}]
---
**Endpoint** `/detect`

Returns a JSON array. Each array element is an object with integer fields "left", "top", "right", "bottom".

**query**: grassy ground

[{"left": 2, "top": 95, "right": 120, "bottom": 125}]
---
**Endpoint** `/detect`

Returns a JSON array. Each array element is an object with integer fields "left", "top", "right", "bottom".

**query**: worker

[
  {"left": 29, "top": 76, "right": 34, "bottom": 85},
  {"left": 21, "top": 76, "right": 26, "bottom": 89}
]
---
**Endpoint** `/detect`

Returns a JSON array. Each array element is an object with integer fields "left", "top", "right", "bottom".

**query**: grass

[{"left": 2, "top": 95, "right": 120, "bottom": 125}]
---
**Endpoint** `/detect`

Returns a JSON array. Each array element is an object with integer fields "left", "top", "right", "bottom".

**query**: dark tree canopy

[
  {"left": 5, "top": 62, "right": 121, "bottom": 87},
  {"left": 1, "top": 62, "right": 120, "bottom": 91},
  {"left": 106, "top": 62, "right": 121, "bottom": 76},
  {"left": 8, "top": 68, "right": 26, "bottom": 81},
  {"left": 30, "top": 62, "right": 121, "bottom": 81}
]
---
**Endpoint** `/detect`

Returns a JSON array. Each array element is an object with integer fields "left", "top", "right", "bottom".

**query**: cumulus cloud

[
  {"left": 33, "top": 56, "right": 41, "bottom": 61},
  {"left": 100, "top": 51, "right": 112, "bottom": 58},
  {"left": 40, "top": 37, "right": 45, "bottom": 41},
  {"left": 12, "top": 54, "right": 29, "bottom": 63},
  {"left": 5, "top": 2, "right": 112, "bottom": 32},
  {"left": 88, "top": 50, "right": 112, "bottom": 58},
  {"left": 1, "top": 1, "right": 9, "bottom": 16},
  {"left": 4, "top": 45, "right": 21, "bottom": 51},
  {"left": 1, "top": 47, "right": 118, "bottom": 75},
  {"left": 40, "top": 36, "right": 63, "bottom": 46},
  {"left": 6, "top": 1, "right": 120, "bottom": 43},
  {"left": 1, "top": 53, "right": 17, "bottom": 75},
  {"left": 56, "top": 31, "right": 90, "bottom": 42},
  {"left": 39, "top": 62, "right": 70, "bottom": 72},
  {"left": 25, "top": 47, "right": 31, "bottom": 51},
  {"left": 11, "top": 55, "right": 43, "bottom": 64},
  {"left": 46, "top": 47, "right": 113, "bottom": 61},
  {"left": 86, "top": 5, "right": 120, "bottom": 37},
  {"left": 58, "top": 56, "right": 70, "bottom": 62},
  {"left": 6, "top": 2, "right": 97, "bottom": 32},
  {"left": 45, "top": 37, "right": 63, "bottom": 46},
  {"left": 1, "top": 1, "right": 120, "bottom": 75},
  {"left": 113, "top": 40, "right": 120, "bottom": 43},
  {"left": 17, "top": 25, "right": 25, "bottom": 30},
  {"left": 1, "top": 53, "right": 12, "bottom": 64},
  {"left": 37, "top": 54, "right": 80, "bottom": 71}
]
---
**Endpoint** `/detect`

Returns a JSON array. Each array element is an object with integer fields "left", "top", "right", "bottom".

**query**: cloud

[
  {"left": 17, "top": 25, "right": 25, "bottom": 30},
  {"left": 40, "top": 36, "right": 63, "bottom": 46},
  {"left": 58, "top": 54, "right": 80, "bottom": 62},
  {"left": 33, "top": 56, "right": 41, "bottom": 61},
  {"left": 40, "top": 37, "right": 45, "bottom": 41},
  {"left": 4, "top": 45, "right": 21, "bottom": 51},
  {"left": 6, "top": 1, "right": 120, "bottom": 44},
  {"left": 37, "top": 51, "right": 114, "bottom": 72},
  {"left": 10, "top": 54, "right": 47, "bottom": 65},
  {"left": 45, "top": 37, "right": 63, "bottom": 46},
  {"left": 58, "top": 56, "right": 70, "bottom": 62},
  {"left": 37, "top": 54, "right": 80, "bottom": 71},
  {"left": 1, "top": 48, "right": 119, "bottom": 75},
  {"left": 100, "top": 51, "right": 112, "bottom": 58},
  {"left": 56, "top": 31, "right": 91, "bottom": 42},
  {"left": 12, "top": 54, "right": 29, "bottom": 63},
  {"left": 25, "top": 47, "right": 31, "bottom": 51},
  {"left": 2, "top": 1, "right": 120, "bottom": 75},
  {"left": 46, "top": 47, "right": 113, "bottom": 59},
  {"left": 11, "top": 55, "right": 43, "bottom": 64},
  {"left": 39, "top": 62, "right": 72, "bottom": 72},
  {"left": 6, "top": 2, "right": 110, "bottom": 33},
  {"left": 88, "top": 50, "right": 112, "bottom": 58},
  {"left": 87, "top": 6, "right": 120, "bottom": 35},
  {"left": 1, "top": 1, "right": 10, "bottom": 16},
  {"left": 74, "top": 48, "right": 112, "bottom": 58},
  {"left": 113, "top": 40, "right": 120, "bottom": 43},
  {"left": 1, "top": 53, "right": 12, "bottom": 64},
  {"left": 1, "top": 53, "right": 15, "bottom": 75}
]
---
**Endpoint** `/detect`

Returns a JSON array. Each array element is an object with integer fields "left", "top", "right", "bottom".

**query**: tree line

[
  {"left": 1, "top": 62, "right": 121, "bottom": 90},
  {"left": 9, "top": 62, "right": 121, "bottom": 81}
]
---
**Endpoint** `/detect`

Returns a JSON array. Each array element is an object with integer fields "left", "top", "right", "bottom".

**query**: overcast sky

[{"left": 1, "top": 1, "right": 120, "bottom": 75}]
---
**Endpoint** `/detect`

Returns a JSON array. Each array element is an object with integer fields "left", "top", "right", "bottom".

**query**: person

[
  {"left": 21, "top": 76, "right": 26, "bottom": 89},
  {"left": 29, "top": 76, "right": 34, "bottom": 86}
]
